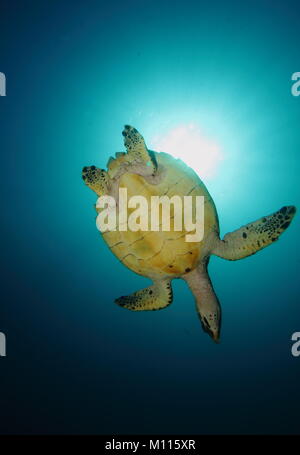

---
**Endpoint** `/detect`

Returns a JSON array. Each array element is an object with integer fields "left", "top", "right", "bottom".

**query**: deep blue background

[{"left": 0, "top": 0, "right": 299, "bottom": 434}]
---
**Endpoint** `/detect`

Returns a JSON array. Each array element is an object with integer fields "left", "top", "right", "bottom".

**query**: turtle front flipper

[
  {"left": 82, "top": 166, "right": 110, "bottom": 196},
  {"left": 115, "top": 279, "right": 173, "bottom": 311},
  {"left": 123, "top": 125, "right": 157, "bottom": 172},
  {"left": 107, "top": 125, "right": 157, "bottom": 179},
  {"left": 212, "top": 205, "right": 296, "bottom": 261}
]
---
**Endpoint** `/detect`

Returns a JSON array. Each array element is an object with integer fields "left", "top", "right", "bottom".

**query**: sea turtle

[{"left": 82, "top": 125, "right": 296, "bottom": 342}]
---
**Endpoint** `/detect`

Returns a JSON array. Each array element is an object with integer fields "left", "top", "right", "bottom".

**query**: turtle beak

[
  {"left": 200, "top": 319, "right": 220, "bottom": 343},
  {"left": 207, "top": 327, "right": 220, "bottom": 343},
  {"left": 212, "top": 332, "right": 220, "bottom": 344}
]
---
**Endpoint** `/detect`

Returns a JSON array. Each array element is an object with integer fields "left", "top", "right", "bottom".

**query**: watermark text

[
  {"left": 95, "top": 188, "right": 205, "bottom": 242},
  {"left": 291, "top": 332, "right": 300, "bottom": 357},
  {"left": 0, "top": 72, "right": 6, "bottom": 96},
  {"left": 291, "top": 72, "right": 300, "bottom": 97},
  {"left": 0, "top": 332, "right": 6, "bottom": 357}
]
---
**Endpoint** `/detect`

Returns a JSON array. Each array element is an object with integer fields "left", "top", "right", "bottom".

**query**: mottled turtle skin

[
  {"left": 103, "top": 151, "right": 218, "bottom": 280},
  {"left": 82, "top": 125, "right": 296, "bottom": 342}
]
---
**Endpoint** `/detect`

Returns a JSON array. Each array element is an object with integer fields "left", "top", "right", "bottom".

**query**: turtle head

[
  {"left": 82, "top": 166, "right": 109, "bottom": 196},
  {"left": 198, "top": 305, "right": 221, "bottom": 343}
]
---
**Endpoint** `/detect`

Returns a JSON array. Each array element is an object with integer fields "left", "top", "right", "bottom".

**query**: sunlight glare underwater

[{"left": 151, "top": 124, "right": 223, "bottom": 179}]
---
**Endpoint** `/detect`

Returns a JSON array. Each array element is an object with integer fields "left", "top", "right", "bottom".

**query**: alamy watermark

[
  {"left": 95, "top": 188, "right": 205, "bottom": 242},
  {"left": 291, "top": 332, "right": 300, "bottom": 357},
  {"left": 0, "top": 332, "right": 6, "bottom": 357},
  {"left": 1, "top": 72, "right": 7, "bottom": 355},
  {"left": 291, "top": 72, "right": 300, "bottom": 97},
  {"left": 0, "top": 72, "right": 6, "bottom": 96},
  {"left": 0, "top": 71, "right": 6, "bottom": 355}
]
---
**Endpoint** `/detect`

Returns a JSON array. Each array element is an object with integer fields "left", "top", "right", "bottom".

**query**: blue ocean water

[{"left": 0, "top": 0, "right": 299, "bottom": 434}]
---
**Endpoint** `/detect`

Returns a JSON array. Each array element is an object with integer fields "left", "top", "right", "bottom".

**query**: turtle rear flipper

[
  {"left": 212, "top": 206, "right": 296, "bottom": 261},
  {"left": 115, "top": 279, "right": 173, "bottom": 311}
]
